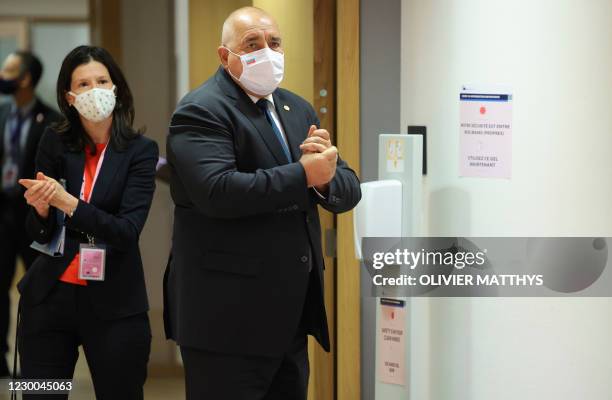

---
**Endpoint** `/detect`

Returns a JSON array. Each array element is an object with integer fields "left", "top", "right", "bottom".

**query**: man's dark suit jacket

[
  {"left": 0, "top": 99, "right": 61, "bottom": 219},
  {"left": 18, "top": 128, "right": 159, "bottom": 320},
  {"left": 164, "top": 66, "right": 361, "bottom": 357}
]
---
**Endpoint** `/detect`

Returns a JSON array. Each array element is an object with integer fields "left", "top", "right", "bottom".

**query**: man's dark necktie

[
  {"left": 3, "top": 111, "right": 26, "bottom": 192},
  {"left": 256, "top": 99, "right": 292, "bottom": 163},
  {"left": 9, "top": 111, "right": 25, "bottom": 165}
]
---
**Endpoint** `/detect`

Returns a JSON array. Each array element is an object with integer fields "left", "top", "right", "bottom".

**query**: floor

[{"left": 0, "top": 263, "right": 186, "bottom": 400}]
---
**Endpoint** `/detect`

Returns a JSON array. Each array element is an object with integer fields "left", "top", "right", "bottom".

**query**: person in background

[
  {"left": 0, "top": 50, "right": 60, "bottom": 377},
  {"left": 17, "top": 45, "right": 157, "bottom": 399},
  {"left": 164, "top": 7, "right": 361, "bottom": 400}
]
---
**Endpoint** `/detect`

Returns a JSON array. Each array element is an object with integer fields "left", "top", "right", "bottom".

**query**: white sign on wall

[
  {"left": 378, "top": 298, "right": 407, "bottom": 386},
  {"left": 459, "top": 85, "right": 513, "bottom": 179}
]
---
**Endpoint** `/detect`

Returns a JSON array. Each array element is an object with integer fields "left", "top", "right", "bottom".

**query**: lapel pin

[
  {"left": 36, "top": 113, "right": 44, "bottom": 123},
  {"left": 283, "top": 105, "right": 290, "bottom": 111}
]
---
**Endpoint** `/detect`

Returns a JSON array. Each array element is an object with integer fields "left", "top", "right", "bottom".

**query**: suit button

[
  {"left": 40, "top": 229, "right": 44, "bottom": 234},
  {"left": 301, "top": 255, "right": 309, "bottom": 263}
]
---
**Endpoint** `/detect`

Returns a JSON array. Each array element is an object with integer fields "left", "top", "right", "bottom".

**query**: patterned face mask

[{"left": 69, "top": 85, "right": 116, "bottom": 123}]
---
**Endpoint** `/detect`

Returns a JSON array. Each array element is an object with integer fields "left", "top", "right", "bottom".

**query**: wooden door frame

[
  {"left": 310, "top": 0, "right": 363, "bottom": 398},
  {"left": 336, "top": 0, "right": 361, "bottom": 399},
  {"left": 312, "top": 1, "right": 337, "bottom": 399},
  {"left": 88, "top": 0, "right": 122, "bottom": 65}
]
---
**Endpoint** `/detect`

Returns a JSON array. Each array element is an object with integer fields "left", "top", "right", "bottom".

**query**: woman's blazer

[{"left": 19, "top": 127, "right": 158, "bottom": 320}]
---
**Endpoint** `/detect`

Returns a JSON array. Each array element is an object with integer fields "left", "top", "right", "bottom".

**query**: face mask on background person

[
  {"left": 0, "top": 77, "right": 20, "bottom": 95},
  {"left": 225, "top": 47, "right": 284, "bottom": 96},
  {"left": 69, "top": 85, "right": 116, "bottom": 123}
]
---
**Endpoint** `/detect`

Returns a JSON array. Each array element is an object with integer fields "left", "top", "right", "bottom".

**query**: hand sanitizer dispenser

[{"left": 353, "top": 180, "right": 402, "bottom": 260}]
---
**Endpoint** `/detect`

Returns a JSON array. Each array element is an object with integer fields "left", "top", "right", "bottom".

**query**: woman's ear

[{"left": 65, "top": 91, "right": 75, "bottom": 106}]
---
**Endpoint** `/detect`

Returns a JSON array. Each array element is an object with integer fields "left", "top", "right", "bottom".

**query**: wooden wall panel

[
  {"left": 89, "top": 0, "right": 122, "bottom": 65},
  {"left": 188, "top": 0, "right": 250, "bottom": 89},
  {"left": 253, "top": 0, "right": 314, "bottom": 102},
  {"left": 336, "top": 0, "right": 360, "bottom": 399},
  {"left": 312, "top": 0, "right": 336, "bottom": 398}
]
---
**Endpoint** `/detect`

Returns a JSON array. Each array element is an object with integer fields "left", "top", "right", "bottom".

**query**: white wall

[
  {"left": 403, "top": 0, "right": 612, "bottom": 237},
  {"left": 401, "top": 1, "right": 612, "bottom": 399}
]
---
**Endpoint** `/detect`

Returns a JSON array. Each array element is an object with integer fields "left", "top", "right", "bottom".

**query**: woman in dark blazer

[{"left": 17, "top": 45, "right": 157, "bottom": 399}]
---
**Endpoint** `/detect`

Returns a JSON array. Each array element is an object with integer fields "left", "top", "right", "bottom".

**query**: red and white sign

[
  {"left": 460, "top": 84, "right": 513, "bottom": 179},
  {"left": 378, "top": 298, "right": 407, "bottom": 386}
]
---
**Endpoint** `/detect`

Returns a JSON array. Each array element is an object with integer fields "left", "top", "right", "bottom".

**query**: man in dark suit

[
  {"left": 164, "top": 6, "right": 361, "bottom": 400},
  {"left": 0, "top": 51, "right": 60, "bottom": 376}
]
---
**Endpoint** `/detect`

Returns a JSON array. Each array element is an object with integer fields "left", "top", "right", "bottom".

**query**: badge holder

[
  {"left": 1, "top": 161, "right": 18, "bottom": 190},
  {"left": 79, "top": 235, "right": 106, "bottom": 281}
]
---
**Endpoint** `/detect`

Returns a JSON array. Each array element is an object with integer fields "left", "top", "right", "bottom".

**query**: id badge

[
  {"left": 79, "top": 241, "right": 106, "bottom": 281},
  {"left": 1, "top": 161, "right": 18, "bottom": 190}
]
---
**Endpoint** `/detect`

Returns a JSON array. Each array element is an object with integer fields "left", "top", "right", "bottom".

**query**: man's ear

[{"left": 217, "top": 46, "right": 229, "bottom": 67}]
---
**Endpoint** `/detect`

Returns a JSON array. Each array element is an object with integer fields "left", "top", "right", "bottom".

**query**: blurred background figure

[{"left": 0, "top": 50, "right": 60, "bottom": 376}]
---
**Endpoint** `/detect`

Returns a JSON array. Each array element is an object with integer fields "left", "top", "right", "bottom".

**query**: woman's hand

[
  {"left": 20, "top": 172, "right": 80, "bottom": 217},
  {"left": 41, "top": 173, "right": 79, "bottom": 216},
  {"left": 18, "top": 173, "right": 56, "bottom": 219}
]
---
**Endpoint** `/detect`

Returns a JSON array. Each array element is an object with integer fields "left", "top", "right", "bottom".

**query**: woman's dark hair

[{"left": 54, "top": 45, "right": 143, "bottom": 154}]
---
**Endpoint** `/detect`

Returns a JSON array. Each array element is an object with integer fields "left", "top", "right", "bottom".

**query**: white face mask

[
  {"left": 225, "top": 47, "right": 284, "bottom": 96},
  {"left": 69, "top": 85, "right": 116, "bottom": 123}
]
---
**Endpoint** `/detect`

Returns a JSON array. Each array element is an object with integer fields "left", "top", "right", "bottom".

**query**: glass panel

[{"left": 30, "top": 22, "right": 90, "bottom": 110}]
